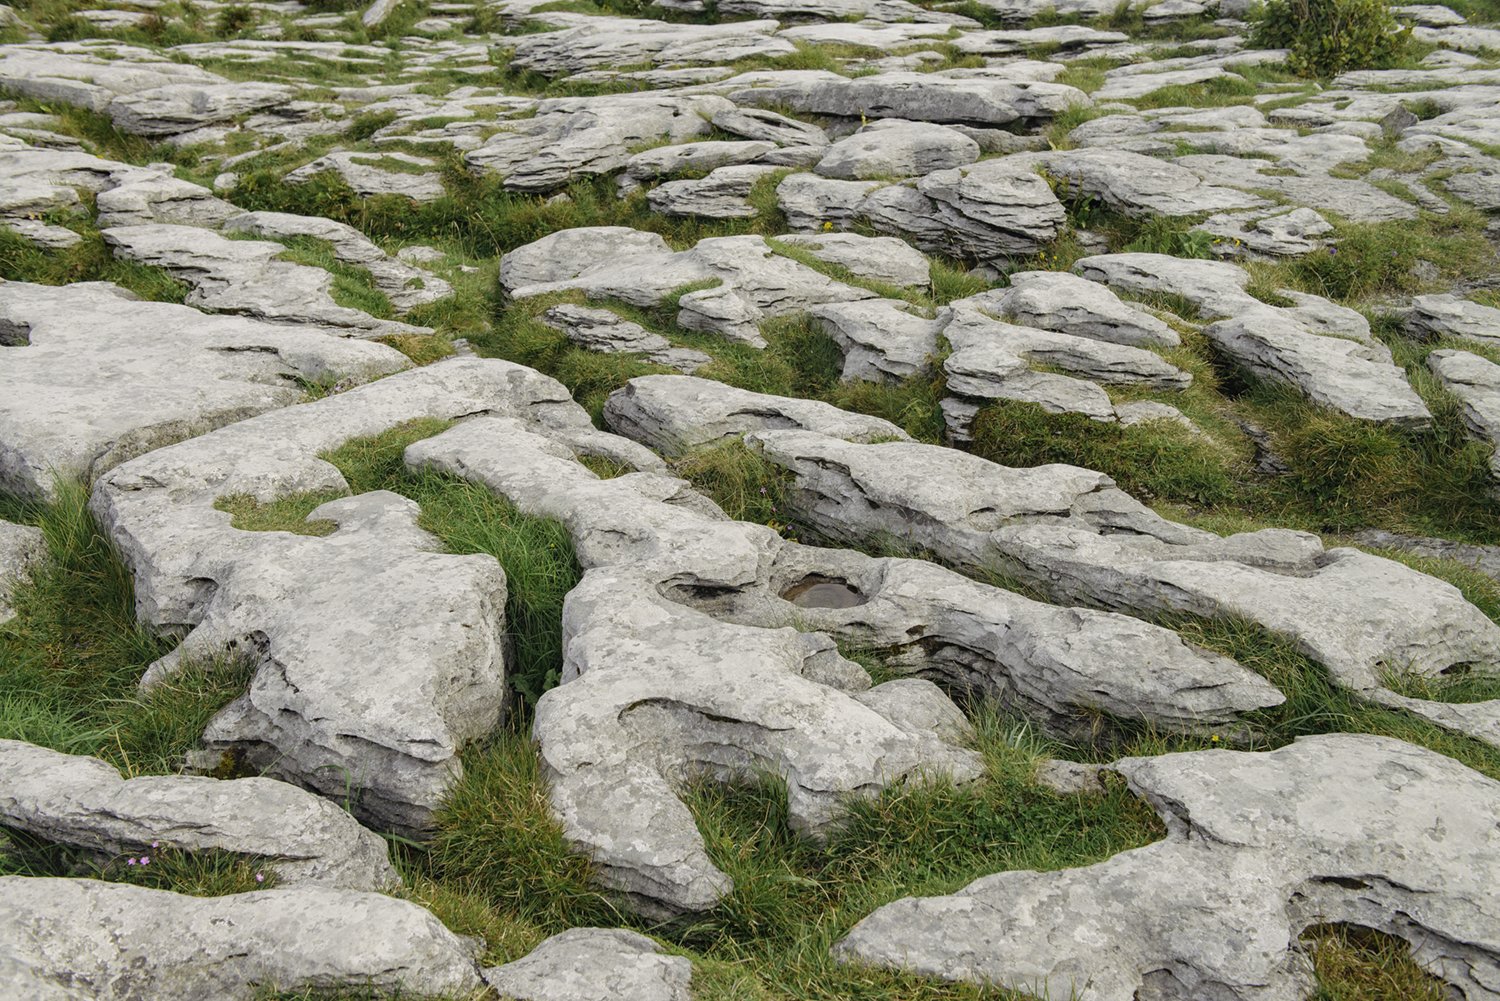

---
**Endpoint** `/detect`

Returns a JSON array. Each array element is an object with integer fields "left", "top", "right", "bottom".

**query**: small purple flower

[
  {"left": 759, "top": 487, "right": 767, "bottom": 494},
  {"left": 1327, "top": 246, "right": 1337, "bottom": 256},
  {"left": 150, "top": 841, "right": 159, "bottom": 849},
  {"left": 139, "top": 857, "right": 149, "bottom": 866},
  {"left": 126, "top": 858, "right": 136, "bottom": 866},
  {"left": 255, "top": 873, "right": 265, "bottom": 883}
]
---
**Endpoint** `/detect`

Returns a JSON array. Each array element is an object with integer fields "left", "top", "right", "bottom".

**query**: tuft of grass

[
  {"left": 0, "top": 828, "right": 277, "bottom": 896},
  {"left": 1305, "top": 925, "right": 1448, "bottom": 1001},
  {"left": 0, "top": 227, "right": 189, "bottom": 303},
  {"left": 376, "top": 332, "right": 456, "bottom": 366},
  {"left": 214, "top": 491, "right": 344, "bottom": 536}
]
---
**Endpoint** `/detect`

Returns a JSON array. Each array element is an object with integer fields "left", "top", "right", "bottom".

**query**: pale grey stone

[
  {"left": 603, "top": 374, "right": 907, "bottom": 454},
  {"left": 624, "top": 139, "right": 776, "bottom": 180},
  {"left": 1177, "top": 152, "right": 1418, "bottom": 223},
  {"left": 1095, "top": 65, "right": 1239, "bottom": 100},
  {"left": 1021, "top": 148, "right": 1269, "bottom": 218},
  {"left": 1203, "top": 308, "right": 1431, "bottom": 427},
  {"left": 93, "top": 172, "right": 238, "bottom": 229},
  {"left": 776, "top": 232, "right": 930, "bottom": 288},
  {"left": 1034, "top": 759, "right": 1106, "bottom": 795},
  {"left": 1193, "top": 206, "right": 1334, "bottom": 258},
  {"left": 466, "top": 94, "right": 732, "bottom": 193},
  {"left": 285, "top": 150, "right": 445, "bottom": 202},
  {"left": 950, "top": 25, "right": 1127, "bottom": 55},
  {"left": 101, "top": 223, "right": 433, "bottom": 338},
  {"left": 646, "top": 164, "right": 783, "bottom": 219},
  {"left": 810, "top": 298, "right": 944, "bottom": 381},
  {"left": 500, "top": 226, "right": 672, "bottom": 293},
  {"left": 91, "top": 359, "right": 657, "bottom": 836},
  {"left": 776, "top": 172, "right": 884, "bottom": 231},
  {"left": 1429, "top": 348, "right": 1500, "bottom": 486},
  {"left": 0, "top": 739, "right": 398, "bottom": 890},
  {"left": 862, "top": 157, "right": 1066, "bottom": 258},
  {"left": 506, "top": 232, "right": 876, "bottom": 345},
  {"left": 513, "top": 18, "right": 793, "bottom": 76},
  {"left": 0, "top": 519, "right": 44, "bottom": 624},
  {"left": 815, "top": 120, "right": 980, "bottom": 180},
  {"left": 1, "top": 217, "right": 78, "bottom": 248},
  {"left": 710, "top": 106, "right": 829, "bottom": 147},
  {"left": 540, "top": 304, "right": 710, "bottom": 373},
  {"left": 362, "top": 0, "right": 403, "bottom": 27},
  {"left": 483, "top": 928, "right": 693, "bottom": 1001},
  {"left": 730, "top": 72, "right": 1091, "bottom": 126},
  {"left": 993, "top": 270, "right": 1180, "bottom": 348},
  {"left": 1407, "top": 293, "right": 1500, "bottom": 345},
  {"left": 0, "top": 877, "right": 483, "bottom": 1000},
  {"left": 222, "top": 210, "right": 454, "bottom": 312},
  {"left": 0, "top": 280, "right": 409, "bottom": 502},
  {"left": 108, "top": 82, "right": 294, "bottom": 136},
  {"left": 838, "top": 734, "right": 1500, "bottom": 1001}
]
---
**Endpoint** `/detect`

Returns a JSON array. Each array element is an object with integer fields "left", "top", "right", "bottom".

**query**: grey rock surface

[
  {"left": 993, "top": 269, "right": 1180, "bottom": 348},
  {"left": 815, "top": 119, "right": 980, "bottom": 179},
  {"left": 540, "top": 303, "right": 710, "bottom": 373},
  {"left": 0, "top": 280, "right": 409, "bottom": 501},
  {"left": 101, "top": 223, "right": 433, "bottom": 338},
  {"left": 285, "top": 150, "right": 446, "bottom": 201},
  {"left": 838, "top": 734, "right": 1500, "bottom": 1001},
  {"left": 0, "top": 518, "right": 44, "bottom": 624},
  {"left": 646, "top": 163, "right": 783, "bottom": 219},
  {"left": 0, "top": 739, "right": 398, "bottom": 890},
  {"left": 625, "top": 139, "right": 777, "bottom": 180},
  {"left": 775, "top": 231, "right": 930, "bottom": 288},
  {"left": 730, "top": 72, "right": 1090, "bottom": 126},
  {"left": 603, "top": 374, "right": 907, "bottom": 454},
  {"left": 1408, "top": 293, "right": 1500, "bottom": 344},
  {"left": 90, "top": 359, "right": 656, "bottom": 836},
  {"left": 512, "top": 17, "right": 792, "bottom": 76},
  {"left": 0, "top": 877, "right": 483, "bottom": 1000},
  {"left": 483, "top": 928, "right": 694, "bottom": 1001},
  {"left": 1429, "top": 348, "right": 1500, "bottom": 485}
]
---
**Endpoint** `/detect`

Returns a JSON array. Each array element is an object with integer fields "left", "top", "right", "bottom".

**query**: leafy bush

[{"left": 1250, "top": 0, "right": 1412, "bottom": 77}]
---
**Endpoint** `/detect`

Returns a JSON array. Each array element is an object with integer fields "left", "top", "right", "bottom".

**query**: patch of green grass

[
  {"left": 0, "top": 481, "right": 251, "bottom": 776},
  {"left": 376, "top": 332, "right": 457, "bottom": 366},
  {"left": 214, "top": 491, "right": 345, "bottom": 536},
  {"left": 0, "top": 830, "right": 277, "bottom": 896},
  {"left": 1381, "top": 670, "right": 1500, "bottom": 704},
  {"left": 0, "top": 227, "right": 189, "bottom": 303},
  {"left": 968, "top": 401, "right": 1237, "bottom": 506},
  {"left": 274, "top": 235, "right": 396, "bottom": 319},
  {"left": 1281, "top": 210, "right": 1496, "bottom": 301},
  {"left": 321, "top": 420, "right": 581, "bottom": 709},
  {"left": 1306, "top": 925, "right": 1449, "bottom": 1000}
]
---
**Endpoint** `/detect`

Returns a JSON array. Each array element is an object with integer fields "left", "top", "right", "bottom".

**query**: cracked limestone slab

[
  {"left": 0, "top": 877, "right": 483, "bottom": 1001},
  {"left": 483, "top": 928, "right": 694, "bottom": 1001},
  {"left": 730, "top": 72, "right": 1090, "bottom": 126},
  {"left": 0, "top": 280, "right": 409, "bottom": 502},
  {"left": 540, "top": 304, "right": 711, "bottom": 374},
  {"left": 646, "top": 164, "right": 784, "bottom": 219},
  {"left": 1015, "top": 148, "right": 1270, "bottom": 218},
  {"left": 1407, "top": 293, "right": 1500, "bottom": 345},
  {"left": 993, "top": 269, "right": 1180, "bottom": 348},
  {"left": 1428, "top": 348, "right": 1500, "bottom": 486},
  {"left": 101, "top": 223, "right": 433, "bottom": 338},
  {"left": 809, "top": 298, "right": 945, "bottom": 382},
  {"left": 815, "top": 119, "right": 980, "bottom": 180},
  {"left": 1177, "top": 152, "right": 1419, "bottom": 224},
  {"left": 603, "top": 374, "right": 908, "bottom": 455},
  {"left": 405, "top": 417, "right": 981, "bottom": 914},
  {"left": 222, "top": 210, "right": 454, "bottom": 312},
  {"left": 837, "top": 733, "right": 1500, "bottom": 1001},
  {"left": 505, "top": 232, "right": 877, "bottom": 347},
  {"left": 284, "top": 150, "right": 446, "bottom": 202},
  {"left": 0, "top": 519, "right": 44, "bottom": 624},
  {"left": 0, "top": 739, "right": 398, "bottom": 891},
  {"left": 774, "top": 232, "right": 930, "bottom": 289},
  {"left": 466, "top": 94, "right": 733, "bottom": 193},
  {"left": 859, "top": 156, "right": 1066, "bottom": 258},
  {"left": 511, "top": 18, "right": 793, "bottom": 76},
  {"left": 741, "top": 429, "right": 1500, "bottom": 726},
  {"left": 89, "top": 359, "right": 658, "bottom": 836},
  {"left": 624, "top": 139, "right": 777, "bottom": 181}
]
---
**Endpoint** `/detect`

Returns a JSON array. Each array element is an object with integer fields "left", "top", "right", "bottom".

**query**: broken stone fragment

[
  {"left": 0, "top": 519, "right": 44, "bottom": 624},
  {"left": 0, "top": 739, "right": 398, "bottom": 890},
  {"left": 483, "top": 928, "right": 694, "bottom": 1001},
  {"left": 837, "top": 734, "right": 1500, "bottom": 1001}
]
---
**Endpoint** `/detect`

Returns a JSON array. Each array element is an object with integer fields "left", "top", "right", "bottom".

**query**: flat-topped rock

[
  {"left": 285, "top": 150, "right": 446, "bottom": 202},
  {"left": 775, "top": 232, "right": 930, "bottom": 288},
  {"left": 0, "top": 280, "right": 408, "bottom": 502},
  {"left": 815, "top": 120, "right": 980, "bottom": 180},
  {"left": 646, "top": 163, "right": 783, "bottom": 219},
  {"left": 603, "top": 374, "right": 907, "bottom": 454},
  {"left": 1019, "top": 148, "right": 1269, "bottom": 218},
  {"left": 91, "top": 359, "right": 656, "bottom": 836},
  {"left": 511, "top": 18, "right": 793, "bottom": 76},
  {"left": 1407, "top": 293, "right": 1500, "bottom": 344},
  {"left": 810, "top": 298, "right": 945, "bottom": 382},
  {"left": 540, "top": 304, "right": 710, "bottom": 373},
  {"left": 101, "top": 223, "right": 432, "bottom": 338},
  {"left": 466, "top": 93, "right": 732, "bottom": 193},
  {"left": 838, "top": 734, "right": 1500, "bottom": 1001},
  {"left": 500, "top": 226, "right": 671, "bottom": 292},
  {"left": 730, "top": 72, "right": 1090, "bottom": 126},
  {"left": 1428, "top": 348, "right": 1500, "bottom": 486},
  {"left": 0, "top": 877, "right": 483, "bottom": 1000},
  {"left": 484, "top": 928, "right": 694, "bottom": 1001},
  {"left": 994, "top": 270, "right": 1179, "bottom": 348},
  {"left": 0, "top": 519, "right": 44, "bottom": 624},
  {"left": 624, "top": 139, "right": 777, "bottom": 181},
  {"left": 0, "top": 739, "right": 398, "bottom": 890}
]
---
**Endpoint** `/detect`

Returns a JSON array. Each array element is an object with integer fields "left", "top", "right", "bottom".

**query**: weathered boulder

[
  {"left": 993, "top": 269, "right": 1180, "bottom": 347},
  {"left": 624, "top": 140, "right": 777, "bottom": 181},
  {"left": 646, "top": 164, "right": 783, "bottom": 219},
  {"left": 0, "top": 280, "right": 408, "bottom": 502},
  {"left": 1407, "top": 293, "right": 1500, "bottom": 344},
  {"left": 862, "top": 157, "right": 1066, "bottom": 258},
  {"left": 810, "top": 298, "right": 944, "bottom": 382},
  {"left": 1429, "top": 348, "right": 1500, "bottom": 486},
  {"left": 775, "top": 232, "right": 930, "bottom": 288},
  {"left": 500, "top": 226, "right": 671, "bottom": 292},
  {"left": 0, "top": 739, "right": 398, "bottom": 890},
  {"left": 285, "top": 150, "right": 446, "bottom": 202},
  {"left": 730, "top": 72, "right": 1090, "bottom": 126},
  {"left": 838, "top": 734, "right": 1500, "bottom": 1001},
  {"left": 0, "top": 878, "right": 483, "bottom": 1000},
  {"left": 511, "top": 18, "right": 793, "bottom": 76},
  {"left": 540, "top": 304, "right": 710, "bottom": 373},
  {"left": 1020, "top": 148, "right": 1269, "bottom": 218},
  {"left": 483, "top": 928, "right": 694, "bottom": 1001},
  {"left": 815, "top": 120, "right": 980, "bottom": 180}
]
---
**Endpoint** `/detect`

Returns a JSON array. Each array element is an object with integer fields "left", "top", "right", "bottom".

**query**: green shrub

[{"left": 1250, "top": 0, "right": 1412, "bottom": 77}]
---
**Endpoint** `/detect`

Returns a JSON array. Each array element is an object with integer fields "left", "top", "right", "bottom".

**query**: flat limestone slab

[{"left": 0, "top": 280, "right": 409, "bottom": 502}]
